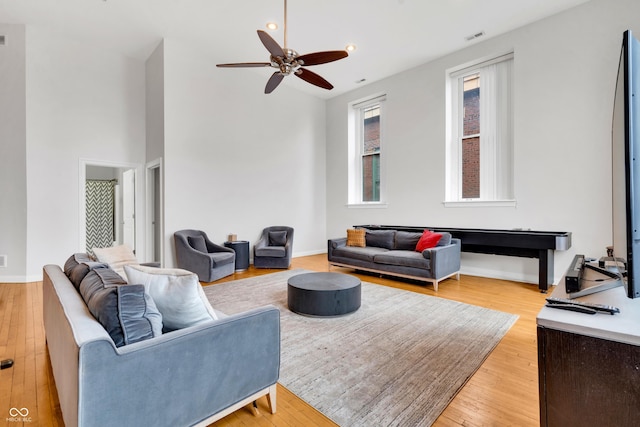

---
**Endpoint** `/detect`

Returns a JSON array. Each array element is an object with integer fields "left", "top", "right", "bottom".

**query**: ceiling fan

[{"left": 216, "top": 0, "right": 349, "bottom": 94}]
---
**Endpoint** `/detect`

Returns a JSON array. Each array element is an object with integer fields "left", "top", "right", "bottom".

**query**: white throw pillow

[
  {"left": 124, "top": 264, "right": 217, "bottom": 331},
  {"left": 93, "top": 244, "right": 138, "bottom": 279}
]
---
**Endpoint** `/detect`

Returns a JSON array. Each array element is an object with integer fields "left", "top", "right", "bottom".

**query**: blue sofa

[
  {"left": 43, "top": 261, "right": 280, "bottom": 427},
  {"left": 328, "top": 228, "right": 461, "bottom": 291}
]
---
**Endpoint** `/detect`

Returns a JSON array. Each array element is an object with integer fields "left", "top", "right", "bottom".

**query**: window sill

[
  {"left": 443, "top": 199, "right": 516, "bottom": 208},
  {"left": 347, "top": 202, "right": 388, "bottom": 209}
]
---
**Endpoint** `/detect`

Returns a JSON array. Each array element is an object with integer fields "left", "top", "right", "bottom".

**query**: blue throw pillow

[
  {"left": 79, "top": 267, "right": 162, "bottom": 347},
  {"left": 436, "top": 232, "right": 452, "bottom": 246},
  {"left": 64, "top": 253, "right": 109, "bottom": 290}
]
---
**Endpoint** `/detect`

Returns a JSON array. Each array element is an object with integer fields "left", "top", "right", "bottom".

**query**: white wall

[
  {"left": 7, "top": 0, "right": 638, "bottom": 284},
  {"left": 0, "top": 24, "right": 27, "bottom": 281},
  {"left": 325, "top": 0, "right": 640, "bottom": 284},
  {"left": 24, "top": 26, "right": 146, "bottom": 278},
  {"left": 146, "top": 41, "right": 165, "bottom": 163},
  {"left": 161, "top": 39, "right": 327, "bottom": 267}
]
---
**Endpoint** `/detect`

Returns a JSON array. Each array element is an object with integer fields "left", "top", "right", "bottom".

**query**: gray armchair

[
  {"left": 253, "top": 226, "right": 294, "bottom": 269},
  {"left": 174, "top": 229, "right": 235, "bottom": 282}
]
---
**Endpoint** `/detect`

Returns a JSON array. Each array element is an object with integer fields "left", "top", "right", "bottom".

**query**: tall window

[
  {"left": 362, "top": 105, "right": 381, "bottom": 201},
  {"left": 348, "top": 95, "right": 386, "bottom": 205},
  {"left": 446, "top": 53, "right": 514, "bottom": 204}
]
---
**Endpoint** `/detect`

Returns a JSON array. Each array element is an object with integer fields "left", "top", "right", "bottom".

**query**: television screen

[{"left": 612, "top": 30, "right": 640, "bottom": 299}]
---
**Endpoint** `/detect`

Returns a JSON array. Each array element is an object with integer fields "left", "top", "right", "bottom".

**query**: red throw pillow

[{"left": 415, "top": 230, "right": 443, "bottom": 252}]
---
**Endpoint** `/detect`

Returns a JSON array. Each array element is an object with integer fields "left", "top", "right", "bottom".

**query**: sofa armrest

[
  {"left": 254, "top": 234, "right": 269, "bottom": 250},
  {"left": 327, "top": 238, "right": 347, "bottom": 261},
  {"left": 421, "top": 238, "right": 461, "bottom": 279},
  {"left": 78, "top": 305, "right": 280, "bottom": 427},
  {"left": 330, "top": 237, "right": 347, "bottom": 249},
  {"left": 203, "top": 235, "right": 235, "bottom": 255}
]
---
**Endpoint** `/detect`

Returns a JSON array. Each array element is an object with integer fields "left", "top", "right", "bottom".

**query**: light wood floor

[{"left": 0, "top": 254, "right": 548, "bottom": 426}]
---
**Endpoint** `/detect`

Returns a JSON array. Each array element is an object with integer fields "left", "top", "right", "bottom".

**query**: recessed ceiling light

[
  {"left": 266, "top": 22, "right": 278, "bottom": 31},
  {"left": 346, "top": 44, "right": 357, "bottom": 52}
]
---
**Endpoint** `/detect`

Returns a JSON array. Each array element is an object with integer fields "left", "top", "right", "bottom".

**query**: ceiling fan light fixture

[
  {"left": 266, "top": 22, "right": 278, "bottom": 31},
  {"left": 217, "top": 0, "right": 349, "bottom": 94},
  {"left": 346, "top": 44, "right": 357, "bottom": 52}
]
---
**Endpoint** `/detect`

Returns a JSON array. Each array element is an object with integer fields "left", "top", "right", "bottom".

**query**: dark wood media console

[
  {"left": 537, "top": 272, "right": 640, "bottom": 426},
  {"left": 356, "top": 225, "right": 572, "bottom": 292}
]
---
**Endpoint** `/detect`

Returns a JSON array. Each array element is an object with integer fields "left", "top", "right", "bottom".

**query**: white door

[{"left": 122, "top": 169, "right": 136, "bottom": 252}]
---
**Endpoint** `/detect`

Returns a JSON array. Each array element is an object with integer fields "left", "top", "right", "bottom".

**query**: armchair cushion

[
  {"left": 79, "top": 266, "right": 163, "bottom": 347},
  {"left": 255, "top": 246, "right": 286, "bottom": 258},
  {"left": 269, "top": 231, "right": 288, "bottom": 246},
  {"left": 210, "top": 251, "right": 235, "bottom": 264},
  {"left": 124, "top": 265, "right": 218, "bottom": 331},
  {"left": 188, "top": 235, "right": 208, "bottom": 253}
]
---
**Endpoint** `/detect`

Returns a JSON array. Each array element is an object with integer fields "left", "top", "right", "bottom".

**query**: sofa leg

[
  {"left": 266, "top": 384, "right": 277, "bottom": 414},
  {"left": 251, "top": 401, "right": 260, "bottom": 416},
  {"left": 433, "top": 281, "right": 439, "bottom": 292}
]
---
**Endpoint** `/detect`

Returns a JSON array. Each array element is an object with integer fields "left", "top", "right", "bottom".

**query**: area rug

[{"left": 203, "top": 270, "right": 518, "bottom": 427}]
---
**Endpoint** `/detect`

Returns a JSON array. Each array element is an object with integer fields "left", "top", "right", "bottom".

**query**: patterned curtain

[{"left": 86, "top": 179, "right": 117, "bottom": 253}]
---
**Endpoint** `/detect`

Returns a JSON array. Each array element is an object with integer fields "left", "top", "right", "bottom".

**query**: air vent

[
  {"left": 0, "top": 35, "right": 6, "bottom": 46},
  {"left": 0, "top": 255, "right": 7, "bottom": 268},
  {"left": 465, "top": 31, "right": 485, "bottom": 42}
]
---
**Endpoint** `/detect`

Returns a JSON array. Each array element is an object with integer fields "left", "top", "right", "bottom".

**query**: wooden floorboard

[{"left": 0, "top": 255, "right": 547, "bottom": 426}]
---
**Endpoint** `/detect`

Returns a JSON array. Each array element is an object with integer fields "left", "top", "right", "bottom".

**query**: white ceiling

[{"left": 0, "top": 0, "right": 591, "bottom": 98}]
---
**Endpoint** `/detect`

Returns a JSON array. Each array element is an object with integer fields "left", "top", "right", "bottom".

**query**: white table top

[{"left": 537, "top": 267, "right": 640, "bottom": 346}]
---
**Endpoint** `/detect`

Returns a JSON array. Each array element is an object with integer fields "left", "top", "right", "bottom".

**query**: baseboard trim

[
  {"left": 292, "top": 249, "right": 327, "bottom": 258},
  {"left": 0, "top": 274, "right": 43, "bottom": 284},
  {"left": 459, "top": 268, "right": 541, "bottom": 286}
]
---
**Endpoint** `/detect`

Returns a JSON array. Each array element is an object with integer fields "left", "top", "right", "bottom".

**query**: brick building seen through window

[
  {"left": 362, "top": 106, "right": 380, "bottom": 202},
  {"left": 462, "top": 74, "right": 480, "bottom": 199}
]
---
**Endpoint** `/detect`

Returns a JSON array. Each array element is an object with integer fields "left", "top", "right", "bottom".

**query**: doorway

[
  {"left": 80, "top": 159, "right": 143, "bottom": 258},
  {"left": 146, "top": 158, "right": 163, "bottom": 264}
]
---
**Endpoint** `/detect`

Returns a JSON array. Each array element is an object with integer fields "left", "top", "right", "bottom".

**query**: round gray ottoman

[{"left": 287, "top": 272, "right": 361, "bottom": 316}]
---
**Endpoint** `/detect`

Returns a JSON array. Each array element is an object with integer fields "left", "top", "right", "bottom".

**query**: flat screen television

[{"left": 612, "top": 29, "right": 640, "bottom": 299}]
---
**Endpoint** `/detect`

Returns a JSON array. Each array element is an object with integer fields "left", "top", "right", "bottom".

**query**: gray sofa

[
  {"left": 328, "top": 228, "right": 461, "bottom": 291},
  {"left": 43, "top": 259, "right": 280, "bottom": 427}
]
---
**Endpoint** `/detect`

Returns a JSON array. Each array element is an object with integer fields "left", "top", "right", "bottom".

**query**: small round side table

[{"left": 224, "top": 240, "right": 250, "bottom": 271}]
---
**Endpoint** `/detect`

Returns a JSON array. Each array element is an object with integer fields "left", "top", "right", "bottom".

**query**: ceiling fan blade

[
  {"left": 257, "top": 30, "right": 284, "bottom": 58},
  {"left": 216, "top": 62, "right": 271, "bottom": 68},
  {"left": 297, "top": 50, "right": 348, "bottom": 66},
  {"left": 295, "top": 68, "right": 334, "bottom": 90},
  {"left": 265, "top": 72, "right": 285, "bottom": 94}
]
